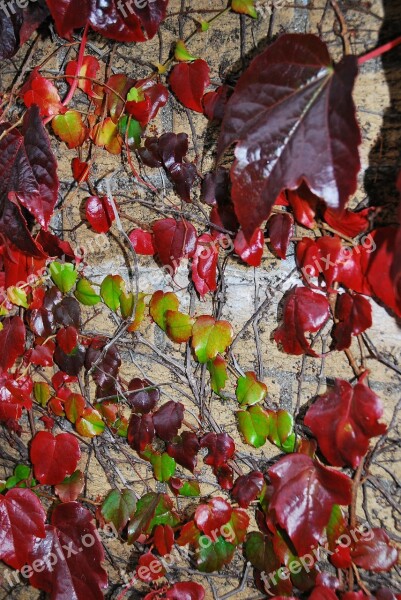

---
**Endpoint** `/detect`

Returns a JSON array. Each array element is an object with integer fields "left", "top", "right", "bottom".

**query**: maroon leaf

[
  {"left": 169, "top": 59, "right": 210, "bottom": 113},
  {"left": 304, "top": 378, "right": 387, "bottom": 468},
  {"left": 56, "top": 326, "right": 78, "bottom": 354},
  {"left": 85, "top": 195, "right": 115, "bottom": 234},
  {"left": 127, "top": 413, "right": 155, "bottom": 452},
  {"left": 232, "top": 471, "right": 264, "bottom": 508},
  {"left": 152, "top": 218, "right": 197, "bottom": 273},
  {"left": 218, "top": 34, "right": 361, "bottom": 238},
  {"left": 46, "top": 0, "right": 168, "bottom": 42},
  {"left": 28, "top": 502, "right": 108, "bottom": 599},
  {"left": 0, "top": 11, "right": 23, "bottom": 61},
  {"left": 195, "top": 497, "right": 232, "bottom": 538},
  {"left": 274, "top": 287, "right": 330, "bottom": 356},
  {"left": 269, "top": 454, "right": 352, "bottom": 555},
  {"left": 0, "top": 488, "right": 46, "bottom": 570},
  {"left": 153, "top": 401, "right": 184, "bottom": 441},
  {"left": 200, "top": 432, "right": 235, "bottom": 468},
  {"left": 234, "top": 228, "right": 264, "bottom": 266},
  {"left": 351, "top": 528, "right": 398, "bottom": 572},
  {"left": 167, "top": 431, "right": 200, "bottom": 472},
  {"left": 332, "top": 292, "right": 372, "bottom": 350},
  {"left": 191, "top": 233, "right": 218, "bottom": 296},
  {"left": 267, "top": 213, "right": 294, "bottom": 259},
  {"left": 0, "top": 316, "right": 25, "bottom": 372},
  {"left": 54, "top": 344, "right": 85, "bottom": 376},
  {"left": 30, "top": 430, "right": 81, "bottom": 485},
  {"left": 85, "top": 340, "right": 121, "bottom": 395},
  {"left": 127, "top": 377, "right": 159, "bottom": 414},
  {"left": 154, "top": 524, "right": 175, "bottom": 556}
]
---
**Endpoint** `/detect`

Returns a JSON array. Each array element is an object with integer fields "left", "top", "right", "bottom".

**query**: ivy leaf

[
  {"left": 218, "top": 34, "right": 361, "bottom": 238},
  {"left": 165, "top": 310, "right": 194, "bottom": 343},
  {"left": 129, "top": 228, "right": 155, "bottom": 255},
  {"left": 274, "top": 287, "right": 330, "bottom": 357},
  {"left": 232, "top": 471, "right": 264, "bottom": 508},
  {"left": 154, "top": 524, "right": 175, "bottom": 556},
  {"left": 333, "top": 292, "right": 372, "bottom": 351},
  {"left": 234, "top": 229, "right": 264, "bottom": 266},
  {"left": 101, "top": 488, "right": 137, "bottom": 533},
  {"left": 136, "top": 551, "right": 166, "bottom": 582},
  {"left": 153, "top": 401, "right": 184, "bottom": 441},
  {"left": 191, "top": 315, "right": 233, "bottom": 363},
  {"left": 231, "top": 0, "right": 258, "bottom": 18},
  {"left": 75, "top": 408, "right": 105, "bottom": 437},
  {"left": 269, "top": 454, "right": 352, "bottom": 555},
  {"left": 52, "top": 110, "right": 88, "bottom": 148},
  {"left": 0, "top": 374, "right": 33, "bottom": 421},
  {"left": 191, "top": 233, "right": 218, "bottom": 296},
  {"left": 197, "top": 536, "right": 236, "bottom": 572},
  {"left": 169, "top": 59, "right": 210, "bottom": 113},
  {"left": 127, "top": 378, "right": 159, "bottom": 414},
  {"left": 0, "top": 488, "right": 46, "bottom": 569},
  {"left": 127, "top": 413, "right": 155, "bottom": 452},
  {"left": 46, "top": 0, "right": 169, "bottom": 42},
  {"left": 0, "top": 316, "right": 25, "bottom": 372},
  {"left": 351, "top": 528, "right": 398, "bottom": 572},
  {"left": 200, "top": 432, "right": 235, "bottom": 468},
  {"left": 28, "top": 502, "right": 108, "bottom": 598},
  {"left": 152, "top": 218, "right": 197, "bottom": 273},
  {"left": 236, "top": 371, "right": 267, "bottom": 406},
  {"left": 85, "top": 195, "right": 116, "bottom": 234},
  {"left": 195, "top": 497, "right": 232, "bottom": 538},
  {"left": 55, "top": 470, "right": 84, "bottom": 503},
  {"left": 144, "top": 582, "right": 205, "bottom": 600},
  {"left": 149, "top": 290, "right": 180, "bottom": 330},
  {"left": 100, "top": 274, "right": 125, "bottom": 311},
  {"left": 49, "top": 261, "right": 77, "bottom": 293},
  {"left": 207, "top": 356, "right": 228, "bottom": 393},
  {"left": 65, "top": 55, "right": 100, "bottom": 97},
  {"left": 128, "top": 492, "right": 180, "bottom": 543},
  {"left": 267, "top": 409, "right": 296, "bottom": 453},
  {"left": 90, "top": 117, "right": 122, "bottom": 154},
  {"left": 237, "top": 404, "right": 270, "bottom": 448},
  {"left": 226, "top": 508, "right": 250, "bottom": 545},
  {"left": 169, "top": 477, "right": 201, "bottom": 497},
  {"left": 30, "top": 431, "right": 81, "bottom": 485},
  {"left": 75, "top": 278, "right": 101, "bottom": 305},
  {"left": 150, "top": 451, "right": 176, "bottom": 482},
  {"left": 167, "top": 432, "right": 200, "bottom": 473},
  {"left": 304, "top": 379, "right": 387, "bottom": 468},
  {"left": 267, "top": 213, "right": 294, "bottom": 259},
  {"left": 23, "top": 73, "right": 64, "bottom": 117},
  {"left": 56, "top": 326, "right": 78, "bottom": 355}
]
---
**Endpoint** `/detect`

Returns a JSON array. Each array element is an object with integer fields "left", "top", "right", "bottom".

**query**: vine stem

[
  {"left": 62, "top": 24, "right": 89, "bottom": 106},
  {"left": 358, "top": 35, "right": 401, "bottom": 65}
]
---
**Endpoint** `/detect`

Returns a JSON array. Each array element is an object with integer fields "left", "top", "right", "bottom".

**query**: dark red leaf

[
  {"left": 0, "top": 10, "right": 23, "bottom": 61},
  {"left": 129, "top": 228, "right": 155, "bottom": 255},
  {"left": 54, "top": 344, "right": 85, "bottom": 376},
  {"left": 332, "top": 292, "right": 372, "bottom": 350},
  {"left": 153, "top": 400, "right": 184, "bottom": 441},
  {"left": 286, "top": 183, "right": 319, "bottom": 229},
  {"left": 85, "top": 340, "right": 121, "bottom": 395},
  {"left": 351, "top": 528, "right": 398, "bottom": 572},
  {"left": 232, "top": 471, "right": 264, "bottom": 508},
  {"left": 152, "top": 218, "right": 197, "bottom": 273},
  {"left": 0, "top": 488, "right": 46, "bottom": 570},
  {"left": 200, "top": 432, "right": 235, "bottom": 468},
  {"left": 202, "top": 85, "right": 232, "bottom": 122},
  {"left": 127, "top": 413, "right": 155, "bottom": 452},
  {"left": 305, "top": 378, "right": 387, "bottom": 468},
  {"left": 0, "top": 316, "right": 25, "bottom": 372},
  {"left": 28, "top": 502, "right": 108, "bottom": 599},
  {"left": 195, "top": 497, "right": 232, "bottom": 538},
  {"left": 268, "top": 454, "right": 352, "bottom": 555},
  {"left": 218, "top": 34, "right": 361, "bottom": 239},
  {"left": 274, "top": 287, "right": 330, "bottom": 356},
  {"left": 267, "top": 213, "right": 294, "bottom": 259},
  {"left": 127, "top": 377, "right": 159, "bottom": 414},
  {"left": 234, "top": 228, "right": 264, "bottom": 266},
  {"left": 30, "top": 430, "right": 81, "bottom": 485},
  {"left": 167, "top": 431, "right": 200, "bottom": 472},
  {"left": 85, "top": 195, "right": 116, "bottom": 234},
  {"left": 169, "top": 59, "right": 210, "bottom": 113},
  {"left": 57, "top": 326, "right": 79, "bottom": 354},
  {"left": 191, "top": 233, "right": 218, "bottom": 296},
  {"left": 154, "top": 524, "right": 175, "bottom": 556}
]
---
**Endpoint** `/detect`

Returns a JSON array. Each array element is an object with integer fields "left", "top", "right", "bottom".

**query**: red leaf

[
  {"left": 286, "top": 184, "right": 319, "bottom": 229},
  {"left": 323, "top": 207, "right": 372, "bottom": 238},
  {"left": 126, "top": 78, "right": 168, "bottom": 126},
  {"left": 23, "top": 73, "right": 64, "bottom": 117},
  {"left": 57, "top": 326, "right": 79, "bottom": 354},
  {"left": 0, "top": 488, "right": 46, "bottom": 569},
  {"left": 232, "top": 471, "right": 264, "bottom": 508},
  {"left": 167, "top": 431, "right": 200, "bottom": 472},
  {"left": 127, "top": 413, "right": 155, "bottom": 453},
  {"left": 234, "top": 228, "right": 264, "bottom": 266},
  {"left": 200, "top": 432, "right": 235, "bottom": 468},
  {"left": 351, "top": 528, "right": 398, "bottom": 572},
  {"left": 191, "top": 233, "right": 218, "bottom": 296},
  {"left": 129, "top": 228, "right": 155, "bottom": 255},
  {"left": 28, "top": 502, "right": 108, "bottom": 598},
  {"left": 267, "top": 213, "right": 294, "bottom": 259},
  {"left": 0, "top": 374, "right": 32, "bottom": 421},
  {"left": 332, "top": 292, "right": 372, "bottom": 350},
  {"left": 0, "top": 316, "right": 25, "bottom": 372},
  {"left": 152, "top": 218, "right": 197, "bottom": 273},
  {"left": 296, "top": 236, "right": 344, "bottom": 290},
  {"left": 136, "top": 551, "right": 165, "bottom": 582},
  {"left": 202, "top": 85, "right": 232, "bottom": 122},
  {"left": 71, "top": 158, "right": 90, "bottom": 182},
  {"left": 218, "top": 34, "right": 361, "bottom": 239},
  {"left": 268, "top": 454, "right": 352, "bottom": 555},
  {"left": 274, "top": 287, "right": 330, "bottom": 356},
  {"left": 195, "top": 497, "right": 232, "bottom": 538},
  {"left": 46, "top": 0, "right": 168, "bottom": 42},
  {"left": 305, "top": 378, "right": 387, "bottom": 468},
  {"left": 127, "top": 377, "right": 159, "bottom": 414},
  {"left": 30, "top": 430, "right": 81, "bottom": 485},
  {"left": 28, "top": 339, "right": 55, "bottom": 367},
  {"left": 154, "top": 524, "right": 175, "bottom": 556},
  {"left": 66, "top": 55, "right": 100, "bottom": 98},
  {"left": 153, "top": 401, "right": 184, "bottom": 441},
  {"left": 85, "top": 195, "right": 116, "bottom": 233},
  {"left": 144, "top": 582, "right": 205, "bottom": 600},
  {"left": 169, "top": 59, "right": 210, "bottom": 113}
]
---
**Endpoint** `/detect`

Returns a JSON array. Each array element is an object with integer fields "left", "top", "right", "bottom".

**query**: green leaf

[
  {"left": 236, "top": 371, "right": 267, "bottom": 406},
  {"left": 149, "top": 290, "right": 179, "bottom": 331},
  {"left": 237, "top": 405, "right": 270, "bottom": 448},
  {"left": 178, "top": 480, "right": 201, "bottom": 497},
  {"left": 268, "top": 409, "right": 296, "bottom": 453},
  {"left": 7, "top": 286, "right": 28, "bottom": 308},
  {"left": 245, "top": 531, "right": 280, "bottom": 573},
  {"left": 150, "top": 452, "right": 176, "bottom": 482},
  {"left": 49, "top": 261, "right": 78, "bottom": 293},
  {"left": 126, "top": 86, "right": 145, "bottom": 102},
  {"left": 231, "top": 0, "right": 258, "bottom": 19},
  {"left": 101, "top": 488, "right": 137, "bottom": 533},
  {"left": 75, "top": 278, "right": 101, "bottom": 305},
  {"left": 34, "top": 382, "right": 51, "bottom": 407},
  {"left": 207, "top": 356, "right": 228, "bottom": 393},
  {"left": 6, "top": 464, "right": 31, "bottom": 489},
  {"left": 52, "top": 109, "right": 88, "bottom": 149},
  {"left": 75, "top": 408, "right": 105, "bottom": 437},
  {"left": 118, "top": 115, "right": 142, "bottom": 149},
  {"left": 100, "top": 274, "right": 126, "bottom": 312},
  {"left": 175, "top": 40, "right": 198, "bottom": 62},
  {"left": 128, "top": 492, "right": 180, "bottom": 543},
  {"left": 197, "top": 536, "right": 236, "bottom": 572},
  {"left": 165, "top": 310, "right": 194, "bottom": 343},
  {"left": 191, "top": 316, "right": 233, "bottom": 364}
]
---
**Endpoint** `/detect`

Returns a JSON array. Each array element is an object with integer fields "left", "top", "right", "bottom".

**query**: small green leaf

[
  {"left": 149, "top": 290, "right": 179, "bottom": 331},
  {"left": 150, "top": 452, "right": 176, "bottom": 482},
  {"left": 207, "top": 356, "right": 228, "bottom": 393},
  {"left": 49, "top": 261, "right": 78, "bottom": 293},
  {"left": 178, "top": 480, "right": 201, "bottom": 497},
  {"left": 236, "top": 371, "right": 267, "bottom": 406},
  {"left": 75, "top": 278, "right": 101, "bottom": 305},
  {"left": 126, "top": 86, "right": 145, "bottom": 102},
  {"left": 231, "top": 0, "right": 258, "bottom": 19},
  {"left": 100, "top": 274, "right": 126, "bottom": 312},
  {"left": 268, "top": 409, "right": 296, "bottom": 453},
  {"left": 200, "top": 20, "right": 209, "bottom": 32},
  {"left": 165, "top": 310, "right": 194, "bottom": 343},
  {"left": 197, "top": 536, "right": 236, "bottom": 572},
  {"left": 128, "top": 492, "right": 180, "bottom": 543},
  {"left": 118, "top": 115, "right": 142, "bottom": 148},
  {"left": 174, "top": 40, "right": 198, "bottom": 62},
  {"left": 75, "top": 408, "right": 105, "bottom": 437},
  {"left": 7, "top": 287, "right": 28, "bottom": 308},
  {"left": 237, "top": 405, "right": 270, "bottom": 448},
  {"left": 192, "top": 315, "right": 233, "bottom": 364},
  {"left": 101, "top": 488, "right": 137, "bottom": 532},
  {"left": 34, "top": 382, "right": 51, "bottom": 407}
]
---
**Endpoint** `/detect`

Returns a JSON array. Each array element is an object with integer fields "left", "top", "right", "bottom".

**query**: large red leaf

[
  {"left": 0, "top": 316, "right": 25, "bottom": 372},
  {"left": 46, "top": 0, "right": 169, "bottom": 42},
  {"left": 85, "top": 195, "right": 115, "bottom": 233},
  {"left": 152, "top": 218, "right": 197, "bottom": 273},
  {"left": 28, "top": 502, "right": 108, "bottom": 599},
  {"left": 268, "top": 454, "right": 352, "bottom": 555},
  {"left": 169, "top": 59, "right": 210, "bottom": 113},
  {"left": 194, "top": 497, "right": 232, "bottom": 538},
  {"left": 304, "top": 378, "right": 386, "bottom": 468},
  {"left": 127, "top": 413, "right": 155, "bottom": 452},
  {"left": 218, "top": 34, "right": 361, "bottom": 238},
  {"left": 30, "top": 430, "right": 81, "bottom": 485},
  {"left": 200, "top": 432, "right": 235, "bottom": 469},
  {"left": 0, "top": 488, "right": 46, "bottom": 570},
  {"left": 274, "top": 287, "right": 330, "bottom": 356}
]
